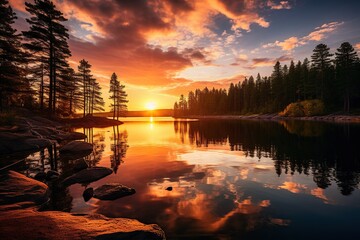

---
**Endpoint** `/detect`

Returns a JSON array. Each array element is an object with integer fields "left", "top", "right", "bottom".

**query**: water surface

[{"left": 28, "top": 117, "right": 360, "bottom": 239}]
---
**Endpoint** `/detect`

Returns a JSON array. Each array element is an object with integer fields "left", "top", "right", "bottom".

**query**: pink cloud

[{"left": 267, "top": 0, "right": 292, "bottom": 10}]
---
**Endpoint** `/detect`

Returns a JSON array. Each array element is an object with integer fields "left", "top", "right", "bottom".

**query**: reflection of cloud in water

[
  {"left": 146, "top": 164, "right": 274, "bottom": 234},
  {"left": 270, "top": 218, "right": 291, "bottom": 226},
  {"left": 279, "top": 181, "right": 307, "bottom": 193},
  {"left": 311, "top": 188, "right": 329, "bottom": 203},
  {"left": 179, "top": 150, "right": 246, "bottom": 166}
]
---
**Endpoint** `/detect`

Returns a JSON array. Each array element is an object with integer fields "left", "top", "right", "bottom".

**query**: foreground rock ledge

[
  {"left": 0, "top": 209, "right": 166, "bottom": 240},
  {"left": 0, "top": 171, "right": 166, "bottom": 240}
]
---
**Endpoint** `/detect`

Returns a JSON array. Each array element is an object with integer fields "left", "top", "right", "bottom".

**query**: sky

[{"left": 10, "top": 0, "right": 360, "bottom": 110}]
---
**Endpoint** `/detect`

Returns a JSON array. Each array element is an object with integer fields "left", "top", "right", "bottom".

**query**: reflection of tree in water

[
  {"left": 110, "top": 125, "right": 128, "bottom": 173},
  {"left": 174, "top": 120, "right": 188, "bottom": 143},
  {"left": 175, "top": 120, "right": 360, "bottom": 195},
  {"left": 83, "top": 128, "right": 105, "bottom": 167}
]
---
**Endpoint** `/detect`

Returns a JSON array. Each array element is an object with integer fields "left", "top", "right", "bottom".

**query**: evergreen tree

[
  {"left": 311, "top": 43, "right": 333, "bottom": 100},
  {"left": 109, "top": 72, "right": 128, "bottom": 120},
  {"left": 77, "top": 59, "right": 104, "bottom": 116},
  {"left": 57, "top": 66, "right": 78, "bottom": 116},
  {"left": 335, "top": 42, "right": 359, "bottom": 112},
  {"left": 271, "top": 61, "right": 284, "bottom": 111},
  {"left": 0, "top": 0, "right": 28, "bottom": 111},
  {"left": 23, "top": 0, "right": 71, "bottom": 114}
]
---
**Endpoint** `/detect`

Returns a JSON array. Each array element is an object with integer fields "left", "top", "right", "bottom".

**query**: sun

[{"left": 145, "top": 102, "right": 156, "bottom": 110}]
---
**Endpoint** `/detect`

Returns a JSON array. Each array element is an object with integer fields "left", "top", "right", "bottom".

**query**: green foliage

[{"left": 280, "top": 100, "right": 325, "bottom": 117}]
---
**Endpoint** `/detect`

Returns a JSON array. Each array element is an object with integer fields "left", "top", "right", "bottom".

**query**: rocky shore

[
  {"left": 0, "top": 171, "right": 165, "bottom": 240},
  {"left": 0, "top": 115, "right": 166, "bottom": 239}
]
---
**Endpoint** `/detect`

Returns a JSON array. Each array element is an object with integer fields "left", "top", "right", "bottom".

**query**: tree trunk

[
  {"left": 40, "top": 66, "right": 44, "bottom": 110},
  {"left": 83, "top": 72, "right": 86, "bottom": 117},
  {"left": 53, "top": 59, "right": 56, "bottom": 114}
]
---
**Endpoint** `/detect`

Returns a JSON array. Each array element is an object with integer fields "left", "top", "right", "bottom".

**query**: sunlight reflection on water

[{"left": 36, "top": 118, "right": 360, "bottom": 239}]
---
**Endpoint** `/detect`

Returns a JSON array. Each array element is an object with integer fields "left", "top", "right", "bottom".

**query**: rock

[
  {"left": 0, "top": 171, "right": 48, "bottom": 207},
  {"left": 53, "top": 132, "right": 87, "bottom": 142},
  {"left": 73, "top": 159, "right": 89, "bottom": 172},
  {"left": 61, "top": 167, "right": 113, "bottom": 187},
  {"left": 0, "top": 132, "right": 52, "bottom": 155},
  {"left": 93, "top": 183, "right": 136, "bottom": 200},
  {"left": 0, "top": 209, "right": 166, "bottom": 240},
  {"left": 59, "top": 141, "right": 93, "bottom": 160},
  {"left": 34, "top": 172, "right": 46, "bottom": 181},
  {"left": 83, "top": 188, "right": 94, "bottom": 202},
  {"left": 60, "top": 141, "right": 93, "bottom": 153},
  {"left": 165, "top": 187, "right": 173, "bottom": 191},
  {"left": 45, "top": 170, "right": 60, "bottom": 181}
]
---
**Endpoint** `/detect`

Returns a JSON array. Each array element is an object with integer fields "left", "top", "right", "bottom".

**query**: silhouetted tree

[
  {"left": 109, "top": 72, "right": 128, "bottom": 120},
  {"left": 311, "top": 43, "right": 333, "bottom": 101},
  {"left": 0, "top": 0, "right": 28, "bottom": 111},
  {"left": 23, "top": 0, "right": 71, "bottom": 114},
  {"left": 77, "top": 59, "right": 104, "bottom": 116},
  {"left": 335, "top": 42, "right": 359, "bottom": 113}
]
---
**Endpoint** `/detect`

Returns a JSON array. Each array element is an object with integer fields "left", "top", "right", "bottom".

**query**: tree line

[
  {"left": 174, "top": 43, "right": 360, "bottom": 116},
  {"left": 0, "top": 0, "right": 127, "bottom": 117}
]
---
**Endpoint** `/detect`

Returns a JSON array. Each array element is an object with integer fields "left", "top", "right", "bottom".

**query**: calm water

[{"left": 27, "top": 117, "right": 360, "bottom": 239}]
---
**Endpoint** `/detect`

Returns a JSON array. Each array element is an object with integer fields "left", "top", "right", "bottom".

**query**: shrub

[{"left": 280, "top": 100, "right": 324, "bottom": 117}]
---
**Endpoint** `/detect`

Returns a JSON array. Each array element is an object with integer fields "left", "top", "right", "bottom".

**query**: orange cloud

[
  {"left": 262, "top": 21, "right": 344, "bottom": 51},
  {"left": 354, "top": 42, "right": 360, "bottom": 51},
  {"left": 279, "top": 181, "right": 307, "bottom": 193},
  {"left": 310, "top": 188, "right": 328, "bottom": 203}
]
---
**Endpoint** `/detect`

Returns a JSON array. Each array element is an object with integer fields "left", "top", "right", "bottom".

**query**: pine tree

[
  {"left": 109, "top": 73, "right": 128, "bottom": 120},
  {"left": 311, "top": 43, "right": 333, "bottom": 100},
  {"left": 23, "top": 0, "right": 71, "bottom": 114},
  {"left": 335, "top": 42, "right": 359, "bottom": 112},
  {"left": 271, "top": 61, "right": 284, "bottom": 111},
  {"left": 0, "top": 0, "right": 28, "bottom": 111},
  {"left": 77, "top": 59, "right": 104, "bottom": 116}
]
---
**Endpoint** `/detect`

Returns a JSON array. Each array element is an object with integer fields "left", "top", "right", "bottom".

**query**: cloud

[
  {"left": 162, "top": 74, "right": 246, "bottom": 96},
  {"left": 211, "top": 0, "right": 270, "bottom": 31},
  {"left": 355, "top": 43, "right": 360, "bottom": 51},
  {"left": 234, "top": 55, "right": 292, "bottom": 69},
  {"left": 9, "top": 0, "right": 296, "bottom": 109},
  {"left": 267, "top": 0, "right": 292, "bottom": 10},
  {"left": 262, "top": 21, "right": 344, "bottom": 51},
  {"left": 230, "top": 54, "right": 249, "bottom": 66},
  {"left": 279, "top": 181, "right": 307, "bottom": 193}
]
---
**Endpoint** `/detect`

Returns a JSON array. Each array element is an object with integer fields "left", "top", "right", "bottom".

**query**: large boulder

[
  {"left": 0, "top": 171, "right": 49, "bottom": 208},
  {"left": 59, "top": 141, "right": 93, "bottom": 160},
  {"left": 0, "top": 132, "right": 52, "bottom": 155},
  {"left": 54, "top": 132, "right": 87, "bottom": 141},
  {"left": 61, "top": 167, "right": 113, "bottom": 187},
  {"left": 94, "top": 183, "right": 136, "bottom": 200},
  {"left": 73, "top": 159, "right": 89, "bottom": 172}
]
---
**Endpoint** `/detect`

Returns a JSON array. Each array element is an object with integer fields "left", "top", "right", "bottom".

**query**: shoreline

[{"left": 173, "top": 114, "right": 360, "bottom": 123}]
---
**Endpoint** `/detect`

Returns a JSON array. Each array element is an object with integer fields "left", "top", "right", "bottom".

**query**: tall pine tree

[
  {"left": 23, "top": 0, "right": 71, "bottom": 114},
  {"left": 0, "top": 0, "right": 28, "bottom": 111},
  {"left": 335, "top": 42, "right": 359, "bottom": 112}
]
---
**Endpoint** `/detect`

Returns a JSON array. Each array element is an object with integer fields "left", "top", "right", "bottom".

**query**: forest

[
  {"left": 174, "top": 42, "right": 360, "bottom": 117},
  {"left": 0, "top": 0, "right": 127, "bottom": 117}
]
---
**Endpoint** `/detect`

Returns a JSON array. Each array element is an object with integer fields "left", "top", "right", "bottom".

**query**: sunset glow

[
  {"left": 145, "top": 102, "right": 156, "bottom": 111},
  {"left": 9, "top": 0, "right": 360, "bottom": 110}
]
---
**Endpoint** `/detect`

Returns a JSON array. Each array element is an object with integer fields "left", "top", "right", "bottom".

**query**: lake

[{"left": 25, "top": 117, "right": 360, "bottom": 239}]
